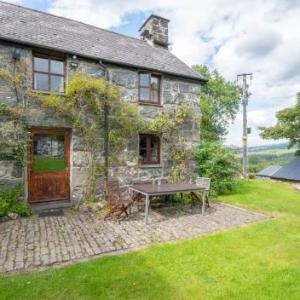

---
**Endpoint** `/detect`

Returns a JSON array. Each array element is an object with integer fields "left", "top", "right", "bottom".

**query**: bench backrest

[{"left": 195, "top": 177, "right": 211, "bottom": 191}]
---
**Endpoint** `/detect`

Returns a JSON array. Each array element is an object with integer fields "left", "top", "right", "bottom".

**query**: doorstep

[{"left": 30, "top": 200, "right": 72, "bottom": 212}]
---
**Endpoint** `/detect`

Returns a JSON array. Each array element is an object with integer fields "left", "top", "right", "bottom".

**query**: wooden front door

[{"left": 28, "top": 128, "right": 71, "bottom": 203}]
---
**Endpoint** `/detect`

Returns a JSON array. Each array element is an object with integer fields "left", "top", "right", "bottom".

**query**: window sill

[
  {"left": 31, "top": 89, "right": 65, "bottom": 96},
  {"left": 139, "top": 164, "right": 162, "bottom": 168},
  {"left": 138, "top": 101, "right": 162, "bottom": 107}
]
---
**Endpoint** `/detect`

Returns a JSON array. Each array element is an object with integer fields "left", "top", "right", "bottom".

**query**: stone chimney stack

[{"left": 139, "top": 15, "right": 170, "bottom": 49}]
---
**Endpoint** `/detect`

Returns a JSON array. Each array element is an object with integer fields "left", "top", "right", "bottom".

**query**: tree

[
  {"left": 193, "top": 65, "right": 241, "bottom": 195},
  {"left": 193, "top": 65, "right": 240, "bottom": 141},
  {"left": 260, "top": 92, "right": 300, "bottom": 149},
  {"left": 198, "top": 140, "right": 239, "bottom": 195}
]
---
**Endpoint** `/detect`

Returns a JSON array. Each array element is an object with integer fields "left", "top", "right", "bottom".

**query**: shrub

[
  {"left": 0, "top": 185, "right": 31, "bottom": 217},
  {"left": 198, "top": 141, "right": 239, "bottom": 196},
  {"left": 248, "top": 173, "right": 256, "bottom": 179}
]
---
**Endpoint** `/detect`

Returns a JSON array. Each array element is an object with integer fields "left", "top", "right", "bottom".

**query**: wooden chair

[{"left": 104, "top": 180, "right": 137, "bottom": 220}]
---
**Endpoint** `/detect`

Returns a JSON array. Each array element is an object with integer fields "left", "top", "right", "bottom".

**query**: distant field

[{"left": 235, "top": 147, "right": 296, "bottom": 173}]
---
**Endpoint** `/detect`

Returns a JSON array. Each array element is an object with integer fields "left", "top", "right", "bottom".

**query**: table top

[{"left": 129, "top": 183, "right": 205, "bottom": 195}]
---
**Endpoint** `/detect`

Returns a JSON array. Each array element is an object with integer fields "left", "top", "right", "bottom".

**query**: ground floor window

[{"left": 139, "top": 134, "right": 160, "bottom": 165}]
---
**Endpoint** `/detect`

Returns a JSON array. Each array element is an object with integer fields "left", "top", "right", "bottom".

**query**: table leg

[
  {"left": 202, "top": 191, "right": 206, "bottom": 216},
  {"left": 145, "top": 194, "right": 150, "bottom": 225}
]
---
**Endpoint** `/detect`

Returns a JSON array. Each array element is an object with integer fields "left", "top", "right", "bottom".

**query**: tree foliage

[
  {"left": 193, "top": 64, "right": 240, "bottom": 141},
  {"left": 193, "top": 65, "right": 240, "bottom": 194},
  {"left": 198, "top": 140, "right": 239, "bottom": 195},
  {"left": 260, "top": 92, "right": 300, "bottom": 149}
]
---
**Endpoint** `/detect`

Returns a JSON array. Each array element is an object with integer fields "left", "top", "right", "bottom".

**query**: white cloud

[
  {"left": 5, "top": 0, "right": 23, "bottom": 3},
  {"left": 46, "top": 0, "right": 300, "bottom": 146}
]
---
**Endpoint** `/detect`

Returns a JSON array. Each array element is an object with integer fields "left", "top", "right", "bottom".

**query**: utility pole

[{"left": 237, "top": 73, "right": 252, "bottom": 178}]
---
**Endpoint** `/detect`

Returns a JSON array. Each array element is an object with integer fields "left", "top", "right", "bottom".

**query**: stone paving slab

[{"left": 0, "top": 203, "right": 267, "bottom": 274}]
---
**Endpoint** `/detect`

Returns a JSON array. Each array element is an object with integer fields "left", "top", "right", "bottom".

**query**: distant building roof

[
  {"left": 0, "top": 1, "right": 205, "bottom": 83},
  {"left": 271, "top": 157, "right": 300, "bottom": 182},
  {"left": 256, "top": 165, "right": 282, "bottom": 178}
]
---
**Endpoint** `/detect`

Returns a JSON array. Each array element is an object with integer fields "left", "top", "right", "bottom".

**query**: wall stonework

[
  {"left": 139, "top": 15, "right": 169, "bottom": 47},
  {"left": 0, "top": 42, "right": 202, "bottom": 205}
]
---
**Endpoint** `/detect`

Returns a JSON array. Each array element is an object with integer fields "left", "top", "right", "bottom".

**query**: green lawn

[{"left": 1, "top": 180, "right": 300, "bottom": 300}]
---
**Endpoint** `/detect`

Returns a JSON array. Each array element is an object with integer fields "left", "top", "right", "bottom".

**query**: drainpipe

[{"left": 99, "top": 60, "right": 110, "bottom": 194}]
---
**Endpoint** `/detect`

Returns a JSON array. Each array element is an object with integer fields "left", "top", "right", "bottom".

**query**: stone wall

[
  {"left": 0, "top": 42, "right": 201, "bottom": 204},
  {"left": 139, "top": 15, "right": 169, "bottom": 48}
]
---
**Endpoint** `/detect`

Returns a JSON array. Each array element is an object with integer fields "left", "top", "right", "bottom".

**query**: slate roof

[
  {"left": 0, "top": 1, "right": 205, "bottom": 82},
  {"left": 256, "top": 165, "right": 282, "bottom": 178},
  {"left": 271, "top": 157, "right": 300, "bottom": 182}
]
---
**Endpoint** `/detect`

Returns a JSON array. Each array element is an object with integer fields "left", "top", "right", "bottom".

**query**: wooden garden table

[{"left": 129, "top": 183, "right": 206, "bottom": 224}]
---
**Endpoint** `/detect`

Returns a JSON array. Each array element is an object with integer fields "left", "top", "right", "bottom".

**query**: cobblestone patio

[{"left": 0, "top": 203, "right": 267, "bottom": 274}]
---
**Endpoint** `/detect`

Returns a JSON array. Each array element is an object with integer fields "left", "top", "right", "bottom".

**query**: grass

[
  {"left": 1, "top": 180, "right": 300, "bottom": 299},
  {"left": 33, "top": 155, "right": 65, "bottom": 172},
  {"left": 219, "top": 179, "right": 300, "bottom": 216}
]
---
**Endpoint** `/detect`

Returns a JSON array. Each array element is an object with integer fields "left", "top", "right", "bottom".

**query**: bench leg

[
  {"left": 206, "top": 194, "right": 210, "bottom": 208},
  {"left": 202, "top": 191, "right": 206, "bottom": 216},
  {"left": 145, "top": 194, "right": 150, "bottom": 225}
]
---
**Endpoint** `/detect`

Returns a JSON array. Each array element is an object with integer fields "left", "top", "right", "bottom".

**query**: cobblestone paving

[{"left": 0, "top": 203, "right": 266, "bottom": 273}]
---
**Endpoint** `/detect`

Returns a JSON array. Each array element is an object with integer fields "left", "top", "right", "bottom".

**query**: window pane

[
  {"left": 139, "top": 73, "right": 150, "bottom": 86},
  {"left": 34, "top": 73, "right": 48, "bottom": 91},
  {"left": 34, "top": 57, "right": 48, "bottom": 72},
  {"left": 151, "top": 90, "right": 159, "bottom": 103},
  {"left": 150, "top": 147, "right": 158, "bottom": 162},
  {"left": 51, "top": 75, "right": 64, "bottom": 93},
  {"left": 150, "top": 136, "right": 159, "bottom": 162},
  {"left": 33, "top": 134, "right": 65, "bottom": 172},
  {"left": 151, "top": 76, "right": 159, "bottom": 90},
  {"left": 139, "top": 135, "right": 147, "bottom": 148},
  {"left": 51, "top": 60, "right": 64, "bottom": 75},
  {"left": 139, "top": 135, "right": 147, "bottom": 163},
  {"left": 139, "top": 149, "right": 147, "bottom": 163},
  {"left": 140, "top": 87, "right": 150, "bottom": 101},
  {"left": 150, "top": 136, "right": 158, "bottom": 148}
]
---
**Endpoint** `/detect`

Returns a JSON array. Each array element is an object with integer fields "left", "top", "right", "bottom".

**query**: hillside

[{"left": 234, "top": 143, "right": 297, "bottom": 173}]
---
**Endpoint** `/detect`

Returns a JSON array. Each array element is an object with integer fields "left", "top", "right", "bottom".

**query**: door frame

[{"left": 28, "top": 127, "right": 71, "bottom": 203}]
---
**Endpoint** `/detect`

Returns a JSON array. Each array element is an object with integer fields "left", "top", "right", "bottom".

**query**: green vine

[
  {"left": 0, "top": 63, "right": 28, "bottom": 170},
  {"left": 1, "top": 61, "right": 197, "bottom": 204},
  {"left": 36, "top": 73, "right": 143, "bottom": 201},
  {"left": 147, "top": 104, "right": 196, "bottom": 183}
]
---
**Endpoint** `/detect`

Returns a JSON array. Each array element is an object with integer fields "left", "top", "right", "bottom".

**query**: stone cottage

[{"left": 0, "top": 1, "right": 206, "bottom": 208}]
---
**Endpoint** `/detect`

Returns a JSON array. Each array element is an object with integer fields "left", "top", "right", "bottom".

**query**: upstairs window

[
  {"left": 33, "top": 54, "right": 65, "bottom": 93},
  {"left": 139, "top": 134, "right": 160, "bottom": 165},
  {"left": 139, "top": 72, "right": 160, "bottom": 104}
]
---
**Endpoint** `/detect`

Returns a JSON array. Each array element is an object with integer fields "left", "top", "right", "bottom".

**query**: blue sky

[{"left": 7, "top": 0, "right": 300, "bottom": 146}]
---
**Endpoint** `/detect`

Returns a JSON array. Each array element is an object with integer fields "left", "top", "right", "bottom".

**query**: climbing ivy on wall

[
  {"left": 148, "top": 104, "right": 196, "bottom": 183},
  {"left": 1, "top": 61, "right": 198, "bottom": 203},
  {"left": 0, "top": 63, "right": 29, "bottom": 169},
  {"left": 37, "top": 73, "right": 143, "bottom": 201}
]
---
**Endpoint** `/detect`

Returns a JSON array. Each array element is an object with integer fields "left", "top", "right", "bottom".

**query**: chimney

[{"left": 139, "top": 15, "right": 170, "bottom": 49}]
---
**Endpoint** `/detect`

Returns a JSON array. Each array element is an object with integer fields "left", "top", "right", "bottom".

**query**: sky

[{"left": 6, "top": 0, "right": 300, "bottom": 147}]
